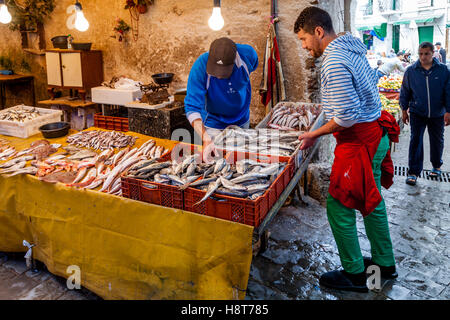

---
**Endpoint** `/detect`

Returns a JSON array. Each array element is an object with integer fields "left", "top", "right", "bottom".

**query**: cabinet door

[
  {"left": 61, "top": 52, "right": 83, "bottom": 87},
  {"left": 45, "top": 52, "right": 62, "bottom": 86}
]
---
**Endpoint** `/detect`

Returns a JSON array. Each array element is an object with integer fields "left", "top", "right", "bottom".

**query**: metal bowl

[
  {"left": 72, "top": 42, "right": 92, "bottom": 50},
  {"left": 151, "top": 73, "right": 174, "bottom": 85},
  {"left": 39, "top": 122, "right": 70, "bottom": 139},
  {"left": 51, "top": 36, "right": 68, "bottom": 49}
]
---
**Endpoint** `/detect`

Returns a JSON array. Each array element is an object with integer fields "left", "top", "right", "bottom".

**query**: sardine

[
  {"left": 213, "top": 158, "right": 227, "bottom": 174},
  {"left": 3, "top": 166, "right": 38, "bottom": 177},
  {"left": 194, "top": 178, "right": 222, "bottom": 206},
  {"left": 100, "top": 157, "right": 141, "bottom": 192},
  {"left": 0, "top": 155, "right": 34, "bottom": 168},
  {"left": 246, "top": 184, "right": 270, "bottom": 194},
  {"left": 185, "top": 162, "right": 196, "bottom": 177},
  {"left": 0, "top": 161, "right": 26, "bottom": 174},
  {"left": 72, "top": 167, "right": 87, "bottom": 184},
  {"left": 230, "top": 172, "right": 271, "bottom": 184},
  {"left": 219, "top": 176, "right": 247, "bottom": 191},
  {"left": 136, "top": 161, "right": 170, "bottom": 174},
  {"left": 168, "top": 174, "right": 185, "bottom": 185},
  {"left": 215, "top": 188, "right": 249, "bottom": 198}
]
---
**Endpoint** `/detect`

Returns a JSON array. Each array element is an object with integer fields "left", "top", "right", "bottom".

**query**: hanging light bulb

[
  {"left": 0, "top": 0, "right": 12, "bottom": 24},
  {"left": 208, "top": 0, "right": 224, "bottom": 31},
  {"left": 74, "top": 1, "right": 89, "bottom": 32}
]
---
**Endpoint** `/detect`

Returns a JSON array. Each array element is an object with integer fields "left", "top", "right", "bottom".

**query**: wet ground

[
  {"left": 0, "top": 124, "right": 449, "bottom": 300},
  {"left": 246, "top": 124, "right": 450, "bottom": 300}
]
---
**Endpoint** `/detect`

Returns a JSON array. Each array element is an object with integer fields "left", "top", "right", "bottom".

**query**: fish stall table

[
  {"left": 38, "top": 97, "right": 100, "bottom": 130},
  {"left": 251, "top": 108, "right": 325, "bottom": 254},
  {"left": 0, "top": 127, "right": 253, "bottom": 300},
  {"left": 251, "top": 137, "right": 322, "bottom": 254}
]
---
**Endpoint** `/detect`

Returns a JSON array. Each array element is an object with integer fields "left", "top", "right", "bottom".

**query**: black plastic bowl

[
  {"left": 39, "top": 122, "right": 70, "bottom": 139},
  {"left": 152, "top": 73, "right": 174, "bottom": 85},
  {"left": 72, "top": 42, "right": 92, "bottom": 50}
]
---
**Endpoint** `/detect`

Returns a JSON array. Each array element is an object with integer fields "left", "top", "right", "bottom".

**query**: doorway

[
  {"left": 392, "top": 25, "right": 400, "bottom": 54},
  {"left": 418, "top": 26, "right": 434, "bottom": 44}
]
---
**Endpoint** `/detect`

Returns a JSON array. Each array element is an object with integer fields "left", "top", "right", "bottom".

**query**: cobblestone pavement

[
  {"left": 0, "top": 125, "right": 448, "bottom": 300},
  {"left": 246, "top": 124, "right": 450, "bottom": 300},
  {"left": 0, "top": 253, "right": 100, "bottom": 300}
]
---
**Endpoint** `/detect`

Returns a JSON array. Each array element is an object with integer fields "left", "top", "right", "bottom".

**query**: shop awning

[
  {"left": 415, "top": 13, "right": 444, "bottom": 24},
  {"left": 447, "top": 24, "right": 450, "bottom": 28},
  {"left": 393, "top": 20, "right": 410, "bottom": 25},
  {"left": 357, "top": 23, "right": 387, "bottom": 40},
  {"left": 373, "top": 23, "right": 387, "bottom": 40},
  {"left": 416, "top": 18, "right": 434, "bottom": 23}
]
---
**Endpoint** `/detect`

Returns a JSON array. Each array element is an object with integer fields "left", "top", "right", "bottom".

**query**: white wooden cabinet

[{"left": 45, "top": 49, "right": 103, "bottom": 102}]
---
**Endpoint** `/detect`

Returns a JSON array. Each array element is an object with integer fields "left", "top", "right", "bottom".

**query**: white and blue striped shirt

[{"left": 321, "top": 33, "right": 381, "bottom": 127}]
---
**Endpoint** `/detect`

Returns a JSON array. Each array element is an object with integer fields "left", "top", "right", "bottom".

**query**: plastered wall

[{"left": 0, "top": 0, "right": 334, "bottom": 125}]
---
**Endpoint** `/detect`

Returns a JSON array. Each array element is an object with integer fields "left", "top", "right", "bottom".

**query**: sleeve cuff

[
  {"left": 187, "top": 112, "right": 202, "bottom": 124},
  {"left": 333, "top": 117, "right": 357, "bottom": 128}
]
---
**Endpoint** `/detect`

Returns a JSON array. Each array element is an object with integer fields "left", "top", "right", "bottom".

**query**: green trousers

[{"left": 326, "top": 134, "right": 396, "bottom": 274}]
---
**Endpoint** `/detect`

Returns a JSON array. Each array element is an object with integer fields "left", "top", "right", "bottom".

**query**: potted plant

[
  {"left": 124, "top": 0, "right": 154, "bottom": 14},
  {"left": 8, "top": 0, "right": 55, "bottom": 31},
  {"left": 113, "top": 18, "right": 130, "bottom": 42}
]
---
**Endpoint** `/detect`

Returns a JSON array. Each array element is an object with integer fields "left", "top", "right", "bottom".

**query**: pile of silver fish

[
  {"left": 0, "top": 154, "right": 36, "bottom": 177},
  {"left": 0, "top": 137, "right": 169, "bottom": 197},
  {"left": 125, "top": 153, "right": 287, "bottom": 203},
  {"left": 213, "top": 126, "right": 303, "bottom": 157},
  {"left": 267, "top": 102, "right": 321, "bottom": 131},
  {"left": 0, "top": 145, "right": 16, "bottom": 161},
  {"left": 0, "top": 105, "right": 41, "bottom": 122},
  {"left": 66, "top": 130, "right": 138, "bottom": 150}
]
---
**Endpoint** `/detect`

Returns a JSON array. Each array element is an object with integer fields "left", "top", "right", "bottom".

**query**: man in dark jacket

[
  {"left": 400, "top": 42, "right": 450, "bottom": 185},
  {"left": 435, "top": 42, "right": 446, "bottom": 64}
]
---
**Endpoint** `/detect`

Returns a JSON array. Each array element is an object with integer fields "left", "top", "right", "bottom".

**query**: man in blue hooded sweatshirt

[{"left": 184, "top": 37, "right": 258, "bottom": 160}]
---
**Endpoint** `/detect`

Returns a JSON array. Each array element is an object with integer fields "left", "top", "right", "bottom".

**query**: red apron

[{"left": 329, "top": 111, "right": 400, "bottom": 217}]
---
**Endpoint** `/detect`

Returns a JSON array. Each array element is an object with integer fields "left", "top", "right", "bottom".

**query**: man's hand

[
  {"left": 402, "top": 110, "right": 409, "bottom": 125},
  {"left": 202, "top": 137, "right": 219, "bottom": 163},
  {"left": 298, "top": 132, "right": 318, "bottom": 150},
  {"left": 445, "top": 112, "right": 450, "bottom": 126}
]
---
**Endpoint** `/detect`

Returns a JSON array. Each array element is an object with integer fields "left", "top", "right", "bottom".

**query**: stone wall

[{"left": 0, "top": 0, "right": 329, "bottom": 126}]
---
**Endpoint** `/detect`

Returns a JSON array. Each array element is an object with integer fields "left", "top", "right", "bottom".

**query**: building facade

[{"left": 355, "top": 0, "right": 450, "bottom": 55}]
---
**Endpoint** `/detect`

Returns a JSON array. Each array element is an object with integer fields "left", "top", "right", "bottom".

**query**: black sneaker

[
  {"left": 363, "top": 257, "right": 398, "bottom": 279},
  {"left": 319, "top": 270, "right": 368, "bottom": 293}
]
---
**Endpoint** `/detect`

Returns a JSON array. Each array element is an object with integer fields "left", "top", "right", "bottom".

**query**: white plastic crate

[
  {"left": 0, "top": 106, "right": 63, "bottom": 138},
  {"left": 91, "top": 86, "right": 142, "bottom": 106}
]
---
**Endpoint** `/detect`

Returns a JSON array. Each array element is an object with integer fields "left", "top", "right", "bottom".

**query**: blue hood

[{"left": 324, "top": 33, "right": 367, "bottom": 58}]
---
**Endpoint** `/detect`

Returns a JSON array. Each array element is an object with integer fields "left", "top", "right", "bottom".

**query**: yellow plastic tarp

[{"left": 0, "top": 130, "right": 254, "bottom": 300}]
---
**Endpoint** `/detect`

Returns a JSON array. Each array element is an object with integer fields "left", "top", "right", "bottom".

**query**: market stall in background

[{"left": 378, "top": 75, "right": 402, "bottom": 121}]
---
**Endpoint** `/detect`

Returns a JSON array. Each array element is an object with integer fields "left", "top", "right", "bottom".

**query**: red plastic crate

[
  {"left": 94, "top": 113, "right": 129, "bottom": 132},
  {"left": 183, "top": 150, "right": 294, "bottom": 227},
  {"left": 121, "top": 176, "right": 184, "bottom": 210}
]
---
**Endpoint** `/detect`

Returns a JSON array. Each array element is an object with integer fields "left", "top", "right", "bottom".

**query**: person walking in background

[
  {"left": 400, "top": 42, "right": 450, "bottom": 186},
  {"left": 435, "top": 42, "right": 446, "bottom": 64},
  {"left": 433, "top": 48, "right": 443, "bottom": 63},
  {"left": 378, "top": 52, "right": 406, "bottom": 77},
  {"left": 375, "top": 60, "right": 385, "bottom": 79},
  {"left": 294, "top": 6, "right": 399, "bottom": 293}
]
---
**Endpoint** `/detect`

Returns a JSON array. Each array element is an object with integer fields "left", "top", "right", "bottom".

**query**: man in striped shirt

[{"left": 295, "top": 7, "right": 398, "bottom": 293}]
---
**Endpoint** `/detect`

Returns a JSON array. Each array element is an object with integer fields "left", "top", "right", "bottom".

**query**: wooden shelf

[{"left": 23, "top": 49, "right": 46, "bottom": 56}]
